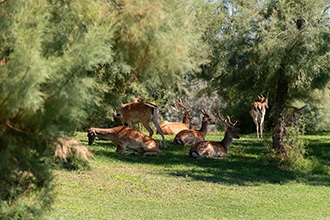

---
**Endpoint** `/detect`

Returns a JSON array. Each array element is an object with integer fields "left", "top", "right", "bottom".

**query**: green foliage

[
  {"left": 0, "top": 0, "right": 214, "bottom": 217},
  {"left": 88, "top": 0, "right": 213, "bottom": 127},
  {"left": 0, "top": 0, "right": 115, "bottom": 217},
  {"left": 264, "top": 118, "right": 310, "bottom": 171},
  {"left": 196, "top": 0, "right": 330, "bottom": 133}
]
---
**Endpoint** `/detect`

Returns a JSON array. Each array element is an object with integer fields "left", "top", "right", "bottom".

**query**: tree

[
  {"left": 0, "top": 0, "right": 212, "bottom": 217},
  {"left": 88, "top": 0, "right": 213, "bottom": 127},
  {"left": 197, "top": 0, "right": 330, "bottom": 154},
  {"left": 0, "top": 0, "right": 115, "bottom": 217}
]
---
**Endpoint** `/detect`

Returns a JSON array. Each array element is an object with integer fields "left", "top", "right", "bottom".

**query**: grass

[{"left": 48, "top": 131, "right": 330, "bottom": 220}]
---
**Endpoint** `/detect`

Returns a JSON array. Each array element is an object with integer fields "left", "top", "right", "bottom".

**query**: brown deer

[
  {"left": 159, "top": 99, "right": 197, "bottom": 135},
  {"left": 189, "top": 111, "right": 240, "bottom": 158},
  {"left": 250, "top": 94, "right": 268, "bottom": 138},
  {"left": 87, "top": 126, "right": 162, "bottom": 156},
  {"left": 0, "top": 57, "right": 7, "bottom": 66},
  {"left": 116, "top": 101, "right": 167, "bottom": 148},
  {"left": 173, "top": 109, "right": 215, "bottom": 146},
  {"left": 282, "top": 103, "right": 308, "bottom": 127}
]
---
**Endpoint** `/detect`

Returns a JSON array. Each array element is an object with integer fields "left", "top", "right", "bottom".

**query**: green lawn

[{"left": 48, "top": 131, "right": 330, "bottom": 220}]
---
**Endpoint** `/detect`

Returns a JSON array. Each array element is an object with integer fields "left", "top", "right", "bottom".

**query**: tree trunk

[{"left": 272, "top": 65, "right": 289, "bottom": 152}]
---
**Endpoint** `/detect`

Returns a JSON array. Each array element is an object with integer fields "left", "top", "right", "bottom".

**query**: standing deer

[
  {"left": 282, "top": 103, "right": 308, "bottom": 143},
  {"left": 189, "top": 111, "right": 240, "bottom": 158},
  {"left": 250, "top": 94, "right": 268, "bottom": 138},
  {"left": 159, "top": 99, "right": 197, "bottom": 135},
  {"left": 282, "top": 103, "right": 308, "bottom": 127},
  {"left": 116, "top": 101, "right": 167, "bottom": 148},
  {"left": 87, "top": 126, "right": 162, "bottom": 156},
  {"left": 173, "top": 109, "right": 215, "bottom": 146}
]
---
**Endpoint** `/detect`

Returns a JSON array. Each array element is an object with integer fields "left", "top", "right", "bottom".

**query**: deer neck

[
  {"left": 199, "top": 120, "right": 208, "bottom": 136},
  {"left": 220, "top": 130, "right": 233, "bottom": 151},
  {"left": 93, "top": 127, "right": 121, "bottom": 139},
  {"left": 182, "top": 114, "right": 190, "bottom": 126}
]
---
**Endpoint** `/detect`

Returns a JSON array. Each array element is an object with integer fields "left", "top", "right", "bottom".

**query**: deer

[
  {"left": 116, "top": 101, "right": 167, "bottom": 148},
  {"left": 250, "top": 94, "right": 269, "bottom": 138},
  {"left": 87, "top": 126, "right": 162, "bottom": 156},
  {"left": 173, "top": 109, "right": 216, "bottom": 146},
  {"left": 189, "top": 110, "right": 240, "bottom": 158},
  {"left": 0, "top": 57, "right": 7, "bottom": 66},
  {"left": 281, "top": 103, "right": 309, "bottom": 143},
  {"left": 159, "top": 99, "right": 197, "bottom": 135},
  {"left": 282, "top": 103, "right": 308, "bottom": 127}
]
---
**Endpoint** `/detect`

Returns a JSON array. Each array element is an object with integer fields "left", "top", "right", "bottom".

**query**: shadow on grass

[{"left": 86, "top": 134, "right": 330, "bottom": 187}]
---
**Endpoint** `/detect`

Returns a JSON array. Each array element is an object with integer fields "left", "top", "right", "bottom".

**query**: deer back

[
  {"left": 250, "top": 95, "right": 268, "bottom": 118},
  {"left": 190, "top": 140, "right": 234, "bottom": 158},
  {"left": 173, "top": 129, "right": 205, "bottom": 146},
  {"left": 159, "top": 121, "right": 189, "bottom": 135},
  {"left": 116, "top": 126, "right": 159, "bottom": 148},
  {"left": 118, "top": 102, "right": 155, "bottom": 124},
  {"left": 88, "top": 126, "right": 161, "bottom": 155},
  {"left": 173, "top": 110, "right": 214, "bottom": 146}
]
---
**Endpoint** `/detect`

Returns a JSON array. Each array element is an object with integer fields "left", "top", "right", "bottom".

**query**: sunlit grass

[{"left": 48, "top": 131, "right": 330, "bottom": 220}]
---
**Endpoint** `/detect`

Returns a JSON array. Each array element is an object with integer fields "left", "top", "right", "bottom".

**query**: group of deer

[{"left": 87, "top": 99, "right": 241, "bottom": 158}]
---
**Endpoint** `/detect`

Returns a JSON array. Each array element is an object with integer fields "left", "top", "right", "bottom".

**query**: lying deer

[
  {"left": 87, "top": 126, "right": 162, "bottom": 156},
  {"left": 250, "top": 94, "right": 268, "bottom": 138},
  {"left": 173, "top": 109, "right": 215, "bottom": 146},
  {"left": 159, "top": 99, "right": 197, "bottom": 135},
  {"left": 189, "top": 111, "right": 240, "bottom": 158},
  {"left": 116, "top": 100, "right": 166, "bottom": 148}
]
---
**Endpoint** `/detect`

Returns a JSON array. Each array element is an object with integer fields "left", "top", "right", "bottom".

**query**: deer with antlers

[
  {"left": 189, "top": 111, "right": 240, "bottom": 158},
  {"left": 173, "top": 109, "right": 215, "bottom": 146},
  {"left": 87, "top": 126, "right": 162, "bottom": 156},
  {"left": 116, "top": 100, "right": 167, "bottom": 148},
  {"left": 159, "top": 99, "right": 197, "bottom": 135},
  {"left": 250, "top": 94, "right": 269, "bottom": 138}
]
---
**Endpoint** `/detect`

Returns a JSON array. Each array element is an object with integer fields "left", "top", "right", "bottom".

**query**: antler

[
  {"left": 171, "top": 99, "right": 188, "bottom": 113},
  {"left": 176, "top": 99, "right": 188, "bottom": 111},
  {"left": 215, "top": 109, "right": 237, "bottom": 127},
  {"left": 225, "top": 115, "right": 237, "bottom": 126},
  {"left": 200, "top": 108, "right": 208, "bottom": 116}
]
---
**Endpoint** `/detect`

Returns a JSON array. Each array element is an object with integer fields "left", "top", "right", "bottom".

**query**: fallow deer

[
  {"left": 282, "top": 103, "right": 308, "bottom": 127},
  {"left": 87, "top": 126, "right": 162, "bottom": 156},
  {"left": 250, "top": 94, "right": 269, "bottom": 138},
  {"left": 173, "top": 109, "right": 215, "bottom": 146},
  {"left": 116, "top": 101, "right": 167, "bottom": 148},
  {"left": 159, "top": 99, "right": 197, "bottom": 135},
  {"left": 281, "top": 103, "right": 308, "bottom": 143},
  {"left": 189, "top": 111, "right": 240, "bottom": 158},
  {"left": 0, "top": 57, "right": 7, "bottom": 66}
]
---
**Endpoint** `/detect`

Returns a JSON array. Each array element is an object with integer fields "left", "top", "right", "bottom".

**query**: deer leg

[
  {"left": 117, "top": 142, "right": 127, "bottom": 154},
  {"left": 260, "top": 118, "right": 264, "bottom": 138},
  {"left": 141, "top": 121, "right": 154, "bottom": 137},
  {"left": 127, "top": 121, "right": 134, "bottom": 128},
  {"left": 151, "top": 119, "right": 167, "bottom": 149},
  {"left": 254, "top": 119, "right": 259, "bottom": 138}
]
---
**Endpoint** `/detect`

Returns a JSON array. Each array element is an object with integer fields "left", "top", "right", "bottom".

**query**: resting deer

[
  {"left": 159, "top": 99, "right": 197, "bottom": 135},
  {"left": 190, "top": 110, "right": 240, "bottom": 158},
  {"left": 173, "top": 109, "right": 215, "bottom": 146},
  {"left": 87, "top": 126, "right": 162, "bottom": 156},
  {"left": 116, "top": 101, "right": 167, "bottom": 148},
  {"left": 250, "top": 94, "right": 268, "bottom": 138}
]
